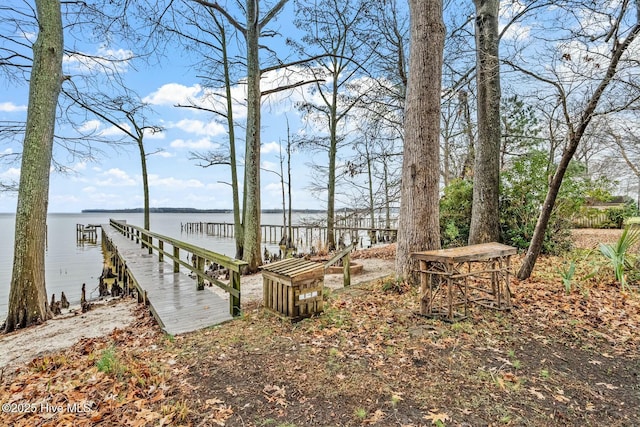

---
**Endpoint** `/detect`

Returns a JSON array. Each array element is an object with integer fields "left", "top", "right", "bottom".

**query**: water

[{"left": 0, "top": 211, "right": 314, "bottom": 321}]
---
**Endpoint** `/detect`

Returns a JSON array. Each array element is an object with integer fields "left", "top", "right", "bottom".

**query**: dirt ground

[
  {"left": 1, "top": 232, "right": 639, "bottom": 426},
  {"left": 0, "top": 298, "right": 138, "bottom": 370},
  {"left": 0, "top": 257, "right": 395, "bottom": 374}
]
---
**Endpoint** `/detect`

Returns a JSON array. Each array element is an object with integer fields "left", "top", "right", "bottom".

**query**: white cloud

[
  {"left": 500, "top": 21, "right": 531, "bottom": 42},
  {"left": 144, "top": 128, "right": 165, "bottom": 139},
  {"left": 0, "top": 168, "right": 20, "bottom": 180},
  {"left": 102, "top": 124, "right": 130, "bottom": 136},
  {"left": 64, "top": 47, "right": 133, "bottom": 74},
  {"left": 148, "top": 174, "right": 205, "bottom": 189},
  {"left": 98, "top": 168, "right": 137, "bottom": 186},
  {"left": 151, "top": 151, "right": 173, "bottom": 158},
  {"left": 170, "top": 138, "right": 219, "bottom": 150},
  {"left": 261, "top": 141, "right": 282, "bottom": 154},
  {"left": 78, "top": 120, "right": 101, "bottom": 133},
  {"left": 143, "top": 83, "right": 202, "bottom": 106},
  {"left": 261, "top": 160, "right": 278, "bottom": 172},
  {"left": 2, "top": 148, "right": 14, "bottom": 155},
  {"left": 0, "top": 102, "right": 27, "bottom": 113},
  {"left": 170, "top": 118, "right": 226, "bottom": 137}
]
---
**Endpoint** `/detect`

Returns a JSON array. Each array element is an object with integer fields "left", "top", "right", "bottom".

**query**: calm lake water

[{"left": 0, "top": 212, "right": 318, "bottom": 321}]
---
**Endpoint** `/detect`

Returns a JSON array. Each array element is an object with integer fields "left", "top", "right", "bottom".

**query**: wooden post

[
  {"left": 196, "top": 255, "right": 205, "bottom": 290},
  {"left": 173, "top": 246, "right": 180, "bottom": 273},
  {"left": 420, "top": 259, "right": 428, "bottom": 315},
  {"left": 158, "top": 240, "right": 164, "bottom": 262},
  {"left": 230, "top": 270, "right": 241, "bottom": 316},
  {"left": 343, "top": 250, "right": 351, "bottom": 287}
]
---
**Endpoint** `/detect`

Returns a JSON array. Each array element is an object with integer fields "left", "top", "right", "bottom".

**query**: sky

[
  {"left": 2, "top": 1, "right": 638, "bottom": 213},
  {"left": 0, "top": 1, "right": 329, "bottom": 213}
]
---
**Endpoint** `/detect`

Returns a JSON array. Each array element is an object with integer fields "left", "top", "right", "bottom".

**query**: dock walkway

[{"left": 101, "top": 224, "right": 233, "bottom": 335}]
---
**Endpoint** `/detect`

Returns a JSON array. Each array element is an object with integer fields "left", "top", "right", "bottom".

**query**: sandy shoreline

[{"left": 0, "top": 257, "right": 395, "bottom": 374}]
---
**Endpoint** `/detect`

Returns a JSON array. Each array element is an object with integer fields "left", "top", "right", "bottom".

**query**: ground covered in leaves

[{"left": 1, "top": 230, "right": 639, "bottom": 426}]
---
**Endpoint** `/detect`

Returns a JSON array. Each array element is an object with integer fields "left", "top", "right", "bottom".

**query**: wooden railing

[
  {"left": 324, "top": 243, "right": 355, "bottom": 287},
  {"left": 109, "top": 219, "right": 248, "bottom": 316}
]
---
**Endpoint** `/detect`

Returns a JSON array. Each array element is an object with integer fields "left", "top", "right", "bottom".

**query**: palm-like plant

[{"left": 599, "top": 226, "right": 640, "bottom": 291}]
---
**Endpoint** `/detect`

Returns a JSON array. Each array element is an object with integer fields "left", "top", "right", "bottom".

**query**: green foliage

[
  {"left": 599, "top": 226, "right": 640, "bottom": 290},
  {"left": 96, "top": 345, "right": 125, "bottom": 377},
  {"left": 557, "top": 260, "right": 576, "bottom": 294},
  {"left": 500, "top": 150, "right": 586, "bottom": 255},
  {"left": 501, "top": 95, "right": 542, "bottom": 157},
  {"left": 439, "top": 178, "right": 473, "bottom": 247},
  {"left": 604, "top": 201, "right": 638, "bottom": 229}
]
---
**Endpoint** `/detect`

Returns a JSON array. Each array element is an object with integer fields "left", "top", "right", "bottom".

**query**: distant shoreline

[{"left": 81, "top": 208, "right": 327, "bottom": 214}]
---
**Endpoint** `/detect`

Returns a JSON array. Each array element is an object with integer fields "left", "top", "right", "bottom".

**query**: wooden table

[{"left": 412, "top": 243, "right": 517, "bottom": 321}]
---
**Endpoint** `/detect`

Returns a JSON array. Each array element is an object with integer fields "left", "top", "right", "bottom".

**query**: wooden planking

[
  {"left": 412, "top": 242, "right": 517, "bottom": 263},
  {"left": 102, "top": 225, "right": 232, "bottom": 335}
]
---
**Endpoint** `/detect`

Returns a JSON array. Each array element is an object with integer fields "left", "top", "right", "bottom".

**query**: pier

[
  {"left": 181, "top": 222, "right": 398, "bottom": 249},
  {"left": 102, "top": 220, "right": 247, "bottom": 335},
  {"left": 76, "top": 223, "right": 100, "bottom": 244}
]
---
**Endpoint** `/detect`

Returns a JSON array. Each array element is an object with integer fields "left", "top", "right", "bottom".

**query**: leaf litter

[{"left": 0, "top": 230, "right": 639, "bottom": 426}]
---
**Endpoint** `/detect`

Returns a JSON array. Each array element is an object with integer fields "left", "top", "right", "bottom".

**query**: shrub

[
  {"left": 604, "top": 200, "right": 638, "bottom": 229},
  {"left": 599, "top": 225, "right": 640, "bottom": 290},
  {"left": 500, "top": 151, "right": 584, "bottom": 255},
  {"left": 439, "top": 178, "right": 473, "bottom": 247}
]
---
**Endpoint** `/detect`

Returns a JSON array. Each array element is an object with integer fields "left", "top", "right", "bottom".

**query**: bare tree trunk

[
  {"left": 469, "top": 0, "right": 501, "bottom": 244},
  {"left": 241, "top": 0, "right": 263, "bottom": 272},
  {"left": 139, "top": 139, "right": 150, "bottom": 231},
  {"left": 518, "top": 6, "right": 640, "bottom": 279},
  {"left": 395, "top": 0, "right": 444, "bottom": 280},
  {"left": 218, "top": 16, "right": 243, "bottom": 259},
  {"left": 326, "top": 77, "right": 339, "bottom": 252},
  {"left": 458, "top": 89, "right": 475, "bottom": 180},
  {"left": 4, "top": 0, "right": 62, "bottom": 332}
]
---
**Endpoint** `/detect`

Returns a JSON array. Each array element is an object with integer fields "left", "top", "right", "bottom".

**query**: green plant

[
  {"left": 500, "top": 151, "right": 588, "bottom": 255},
  {"left": 96, "top": 345, "right": 125, "bottom": 377},
  {"left": 604, "top": 200, "right": 637, "bottom": 228},
  {"left": 354, "top": 407, "right": 367, "bottom": 420},
  {"left": 557, "top": 260, "right": 576, "bottom": 294},
  {"left": 599, "top": 226, "right": 640, "bottom": 290},
  {"left": 439, "top": 178, "right": 473, "bottom": 248}
]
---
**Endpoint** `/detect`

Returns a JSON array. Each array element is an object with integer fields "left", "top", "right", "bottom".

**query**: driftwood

[
  {"left": 60, "top": 292, "right": 69, "bottom": 309},
  {"left": 111, "top": 280, "right": 122, "bottom": 297},
  {"left": 80, "top": 283, "right": 92, "bottom": 313},
  {"left": 50, "top": 294, "right": 62, "bottom": 315},
  {"left": 98, "top": 277, "right": 108, "bottom": 297}
]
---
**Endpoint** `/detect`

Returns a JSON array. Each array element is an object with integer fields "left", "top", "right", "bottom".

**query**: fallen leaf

[
  {"left": 595, "top": 382, "right": 619, "bottom": 390},
  {"left": 529, "top": 387, "right": 546, "bottom": 400},
  {"left": 424, "top": 411, "right": 450, "bottom": 424}
]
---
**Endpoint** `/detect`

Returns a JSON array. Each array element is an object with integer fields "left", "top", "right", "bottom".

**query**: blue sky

[{"left": 0, "top": 2, "right": 330, "bottom": 213}]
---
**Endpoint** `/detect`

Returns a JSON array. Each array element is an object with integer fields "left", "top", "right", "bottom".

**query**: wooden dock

[
  {"left": 181, "top": 222, "right": 398, "bottom": 248},
  {"left": 102, "top": 222, "right": 246, "bottom": 335}
]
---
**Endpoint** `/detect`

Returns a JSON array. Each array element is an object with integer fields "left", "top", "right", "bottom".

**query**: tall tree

[
  {"left": 194, "top": 0, "right": 289, "bottom": 272},
  {"left": 176, "top": 6, "right": 246, "bottom": 259},
  {"left": 468, "top": 0, "right": 501, "bottom": 244},
  {"left": 4, "top": 0, "right": 63, "bottom": 332},
  {"left": 516, "top": 0, "right": 640, "bottom": 279},
  {"left": 293, "top": 0, "right": 372, "bottom": 251},
  {"left": 395, "top": 0, "right": 445, "bottom": 279}
]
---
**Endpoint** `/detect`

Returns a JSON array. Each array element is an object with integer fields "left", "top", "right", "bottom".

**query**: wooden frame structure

[
  {"left": 412, "top": 243, "right": 517, "bottom": 321},
  {"left": 261, "top": 258, "right": 325, "bottom": 319}
]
